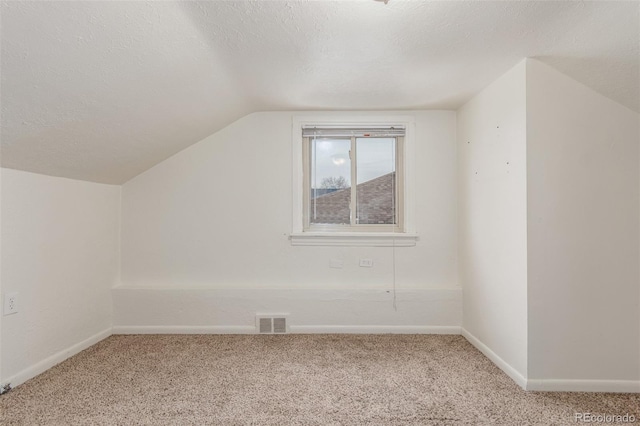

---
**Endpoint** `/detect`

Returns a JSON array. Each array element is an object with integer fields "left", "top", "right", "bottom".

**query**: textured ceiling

[{"left": 2, "top": 1, "right": 638, "bottom": 184}]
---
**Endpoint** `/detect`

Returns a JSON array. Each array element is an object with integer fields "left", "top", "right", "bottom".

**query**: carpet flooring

[{"left": 0, "top": 334, "right": 638, "bottom": 425}]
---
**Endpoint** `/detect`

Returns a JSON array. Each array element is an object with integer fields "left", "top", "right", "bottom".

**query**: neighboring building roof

[{"left": 311, "top": 172, "right": 396, "bottom": 225}]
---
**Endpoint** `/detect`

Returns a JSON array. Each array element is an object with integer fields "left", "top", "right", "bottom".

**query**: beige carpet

[{"left": 0, "top": 335, "right": 638, "bottom": 425}]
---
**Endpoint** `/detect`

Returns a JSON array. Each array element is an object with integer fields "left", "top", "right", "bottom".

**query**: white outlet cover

[
  {"left": 330, "top": 259, "right": 343, "bottom": 269},
  {"left": 3, "top": 292, "right": 18, "bottom": 315},
  {"left": 359, "top": 259, "right": 373, "bottom": 267}
]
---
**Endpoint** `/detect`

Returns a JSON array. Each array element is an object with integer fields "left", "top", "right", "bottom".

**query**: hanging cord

[{"left": 392, "top": 231, "right": 397, "bottom": 311}]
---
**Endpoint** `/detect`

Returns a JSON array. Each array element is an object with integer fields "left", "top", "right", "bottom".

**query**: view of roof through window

[{"left": 310, "top": 137, "right": 397, "bottom": 225}]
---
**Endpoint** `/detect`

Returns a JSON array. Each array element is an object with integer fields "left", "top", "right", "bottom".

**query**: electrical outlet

[
  {"left": 359, "top": 259, "right": 373, "bottom": 267},
  {"left": 3, "top": 292, "right": 18, "bottom": 315},
  {"left": 330, "top": 259, "right": 344, "bottom": 269}
]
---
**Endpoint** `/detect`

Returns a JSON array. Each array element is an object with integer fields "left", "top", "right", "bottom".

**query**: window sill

[{"left": 289, "top": 232, "right": 418, "bottom": 247}]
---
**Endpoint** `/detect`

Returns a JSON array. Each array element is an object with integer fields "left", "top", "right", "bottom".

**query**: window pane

[
  {"left": 356, "top": 138, "right": 396, "bottom": 225},
  {"left": 310, "top": 138, "right": 351, "bottom": 225}
]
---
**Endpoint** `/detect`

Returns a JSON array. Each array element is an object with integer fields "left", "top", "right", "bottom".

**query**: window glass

[
  {"left": 309, "top": 138, "right": 351, "bottom": 225},
  {"left": 356, "top": 137, "right": 396, "bottom": 225}
]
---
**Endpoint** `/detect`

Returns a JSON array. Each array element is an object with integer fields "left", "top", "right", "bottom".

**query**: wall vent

[
  {"left": 256, "top": 314, "right": 289, "bottom": 334},
  {"left": 273, "top": 317, "right": 287, "bottom": 333},
  {"left": 259, "top": 317, "right": 273, "bottom": 334}
]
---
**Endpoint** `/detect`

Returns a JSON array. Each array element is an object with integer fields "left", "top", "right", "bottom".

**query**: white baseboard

[
  {"left": 112, "top": 325, "right": 255, "bottom": 334},
  {"left": 527, "top": 379, "right": 640, "bottom": 393},
  {"left": 461, "top": 328, "right": 640, "bottom": 393},
  {"left": 461, "top": 327, "right": 527, "bottom": 389},
  {"left": 2, "top": 328, "right": 112, "bottom": 390},
  {"left": 289, "top": 325, "right": 461, "bottom": 334},
  {"left": 112, "top": 325, "right": 461, "bottom": 335}
]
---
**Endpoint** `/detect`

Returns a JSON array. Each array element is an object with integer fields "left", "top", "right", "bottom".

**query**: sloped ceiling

[{"left": 2, "top": 1, "right": 638, "bottom": 184}]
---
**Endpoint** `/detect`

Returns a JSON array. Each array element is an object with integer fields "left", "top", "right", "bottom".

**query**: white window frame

[{"left": 291, "top": 115, "right": 417, "bottom": 247}]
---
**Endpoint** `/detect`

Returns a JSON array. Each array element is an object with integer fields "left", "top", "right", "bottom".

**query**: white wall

[
  {"left": 0, "top": 164, "right": 3, "bottom": 386},
  {"left": 118, "top": 111, "right": 460, "bottom": 329},
  {"left": 457, "top": 61, "right": 529, "bottom": 382},
  {"left": 1, "top": 169, "right": 120, "bottom": 385},
  {"left": 526, "top": 59, "right": 640, "bottom": 385}
]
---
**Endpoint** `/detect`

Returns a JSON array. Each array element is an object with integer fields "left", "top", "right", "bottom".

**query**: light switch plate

[{"left": 330, "top": 259, "right": 344, "bottom": 268}]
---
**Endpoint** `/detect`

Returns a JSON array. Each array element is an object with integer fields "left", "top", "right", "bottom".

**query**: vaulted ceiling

[{"left": 2, "top": 1, "right": 638, "bottom": 184}]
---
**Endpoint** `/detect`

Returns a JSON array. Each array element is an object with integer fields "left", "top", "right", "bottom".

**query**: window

[
  {"left": 302, "top": 127, "right": 404, "bottom": 232},
  {"left": 290, "top": 116, "right": 417, "bottom": 247}
]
